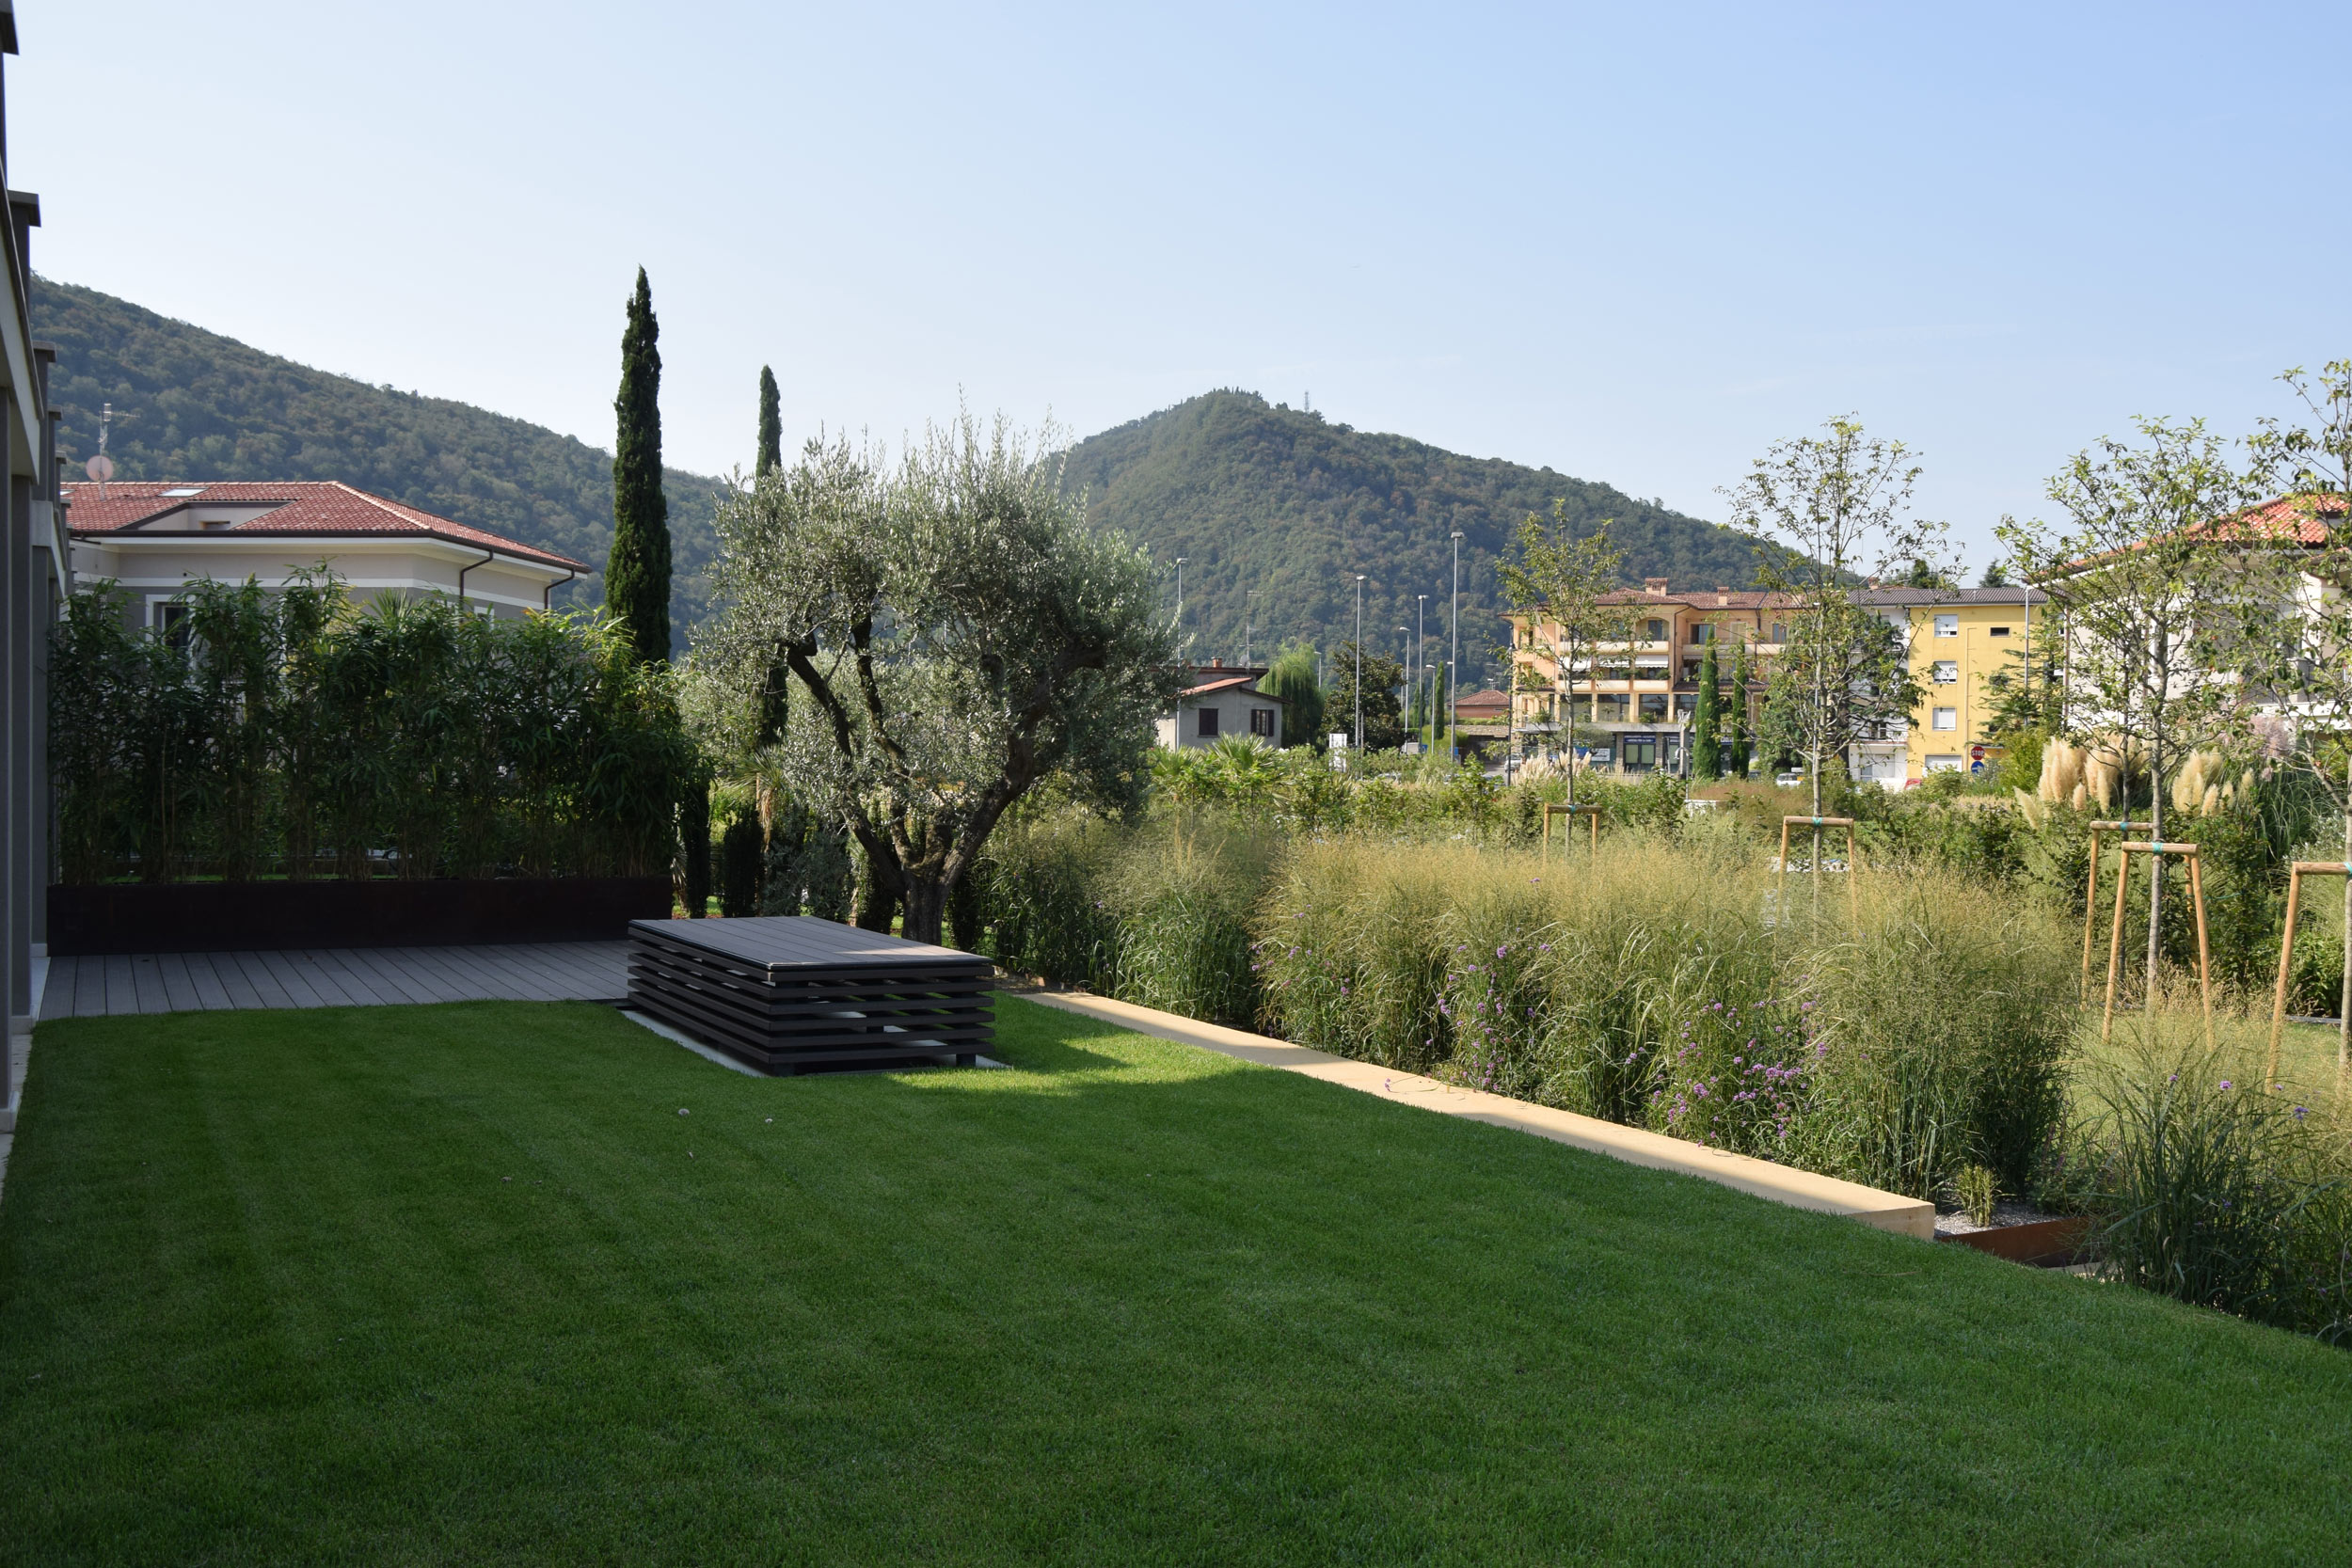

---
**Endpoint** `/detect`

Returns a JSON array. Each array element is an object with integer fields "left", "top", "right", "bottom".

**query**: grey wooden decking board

[
  {"left": 184, "top": 951, "right": 236, "bottom": 1011},
  {"left": 232, "top": 952, "right": 303, "bottom": 1009},
  {"left": 306, "top": 950, "right": 393, "bottom": 1007},
  {"left": 129, "top": 955, "right": 172, "bottom": 1014},
  {"left": 38, "top": 942, "right": 635, "bottom": 1019},
  {"left": 155, "top": 953, "right": 204, "bottom": 1014},
  {"left": 384, "top": 947, "right": 488, "bottom": 1003},
  {"left": 102, "top": 956, "right": 138, "bottom": 1015},
  {"left": 405, "top": 944, "right": 521, "bottom": 999},
  {"left": 455, "top": 945, "right": 568, "bottom": 1002},
  {"left": 262, "top": 950, "right": 342, "bottom": 1008},
  {"left": 342, "top": 947, "right": 452, "bottom": 1005},
  {"left": 212, "top": 952, "right": 277, "bottom": 1010}
]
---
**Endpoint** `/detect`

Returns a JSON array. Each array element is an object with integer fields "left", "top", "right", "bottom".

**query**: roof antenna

[{"left": 85, "top": 402, "right": 113, "bottom": 499}]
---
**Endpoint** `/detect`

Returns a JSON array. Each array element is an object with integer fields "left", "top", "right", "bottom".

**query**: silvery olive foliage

[{"left": 700, "top": 414, "right": 1181, "bottom": 944}]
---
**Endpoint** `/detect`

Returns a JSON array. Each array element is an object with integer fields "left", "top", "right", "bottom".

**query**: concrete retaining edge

[{"left": 1022, "top": 988, "right": 1935, "bottom": 1240}]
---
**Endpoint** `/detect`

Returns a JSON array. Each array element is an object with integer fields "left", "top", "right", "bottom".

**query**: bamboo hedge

[{"left": 52, "top": 575, "right": 691, "bottom": 884}]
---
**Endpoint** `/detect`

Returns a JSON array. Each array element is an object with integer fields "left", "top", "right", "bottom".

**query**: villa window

[
  {"left": 1692, "top": 623, "right": 1714, "bottom": 642},
  {"left": 1645, "top": 619, "right": 1666, "bottom": 641},
  {"left": 1931, "top": 706, "right": 1958, "bottom": 731},
  {"left": 1934, "top": 614, "right": 1959, "bottom": 637},
  {"left": 1197, "top": 705, "right": 1219, "bottom": 738},
  {"left": 1990, "top": 626, "right": 2011, "bottom": 637},
  {"left": 1770, "top": 622, "right": 1788, "bottom": 643},
  {"left": 1638, "top": 693, "right": 1668, "bottom": 723},
  {"left": 1931, "top": 659, "right": 1958, "bottom": 684},
  {"left": 1249, "top": 707, "right": 1275, "bottom": 737}
]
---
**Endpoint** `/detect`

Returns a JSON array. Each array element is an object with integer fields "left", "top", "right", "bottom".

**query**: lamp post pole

[
  {"left": 1354, "top": 575, "right": 1366, "bottom": 752},
  {"left": 1174, "top": 557, "right": 1186, "bottom": 634},
  {"left": 1449, "top": 531, "right": 1464, "bottom": 762},
  {"left": 1414, "top": 593, "right": 1427, "bottom": 743}
]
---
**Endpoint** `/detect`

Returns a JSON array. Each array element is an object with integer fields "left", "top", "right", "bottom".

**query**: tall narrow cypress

[
  {"left": 1725, "top": 637, "right": 1754, "bottom": 778},
  {"left": 606, "top": 268, "right": 672, "bottom": 663},
  {"left": 756, "top": 365, "right": 783, "bottom": 478},
  {"left": 754, "top": 365, "right": 792, "bottom": 748},
  {"left": 1691, "top": 639, "right": 1722, "bottom": 781}
]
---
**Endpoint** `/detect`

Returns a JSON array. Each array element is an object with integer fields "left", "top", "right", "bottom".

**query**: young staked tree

[
  {"left": 1724, "top": 416, "right": 1942, "bottom": 830},
  {"left": 2249, "top": 362, "right": 2352, "bottom": 1066},
  {"left": 706, "top": 414, "right": 1180, "bottom": 945},
  {"left": 1998, "top": 417, "right": 2266, "bottom": 1002},
  {"left": 606, "top": 268, "right": 673, "bottom": 664},
  {"left": 1691, "top": 638, "right": 1723, "bottom": 781},
  {"left": 1498, "top": 503, "right": 1633, "bottom": 805}
]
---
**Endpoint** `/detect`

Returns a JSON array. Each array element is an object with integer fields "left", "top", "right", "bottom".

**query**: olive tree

[
  {"left": 703, "top": 415, "right": 1180, "bottom": 946},
  {"left": 1997, "top": 417, "right": 2265, "bottom": 1001}
]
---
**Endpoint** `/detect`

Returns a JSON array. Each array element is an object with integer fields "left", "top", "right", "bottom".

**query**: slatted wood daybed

[{"left": 627, "top": 915, "right": 994, "bottom": 1075}]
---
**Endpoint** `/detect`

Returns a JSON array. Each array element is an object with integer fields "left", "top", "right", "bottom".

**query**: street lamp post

[
  {"left": 1354, "top": 575, "right": 1366, "bottom": 752},
  {"left": 1449, "top": 531, "right": 1464, "bottom": 762},
  {"left": 1174, "top": 557, "right": 1187, "bottom": 634},
  {"left": 1414, "top": 592, "right": 1427, "bottom": 748}
]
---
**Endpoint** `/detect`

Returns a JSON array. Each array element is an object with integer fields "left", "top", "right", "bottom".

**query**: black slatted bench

[{"left": 626, "top": 916, "right": 994, "bottom": 1075}]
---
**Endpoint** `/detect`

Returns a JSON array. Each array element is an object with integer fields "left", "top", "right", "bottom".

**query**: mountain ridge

[{"left": 1060, "top": 388, "right": 1788, "bottom": 683}]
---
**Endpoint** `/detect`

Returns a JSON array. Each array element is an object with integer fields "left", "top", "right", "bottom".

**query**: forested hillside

[
  {"left": 1061, "top": 390, "right": 1790, "bottom": 683},
  {"left": 32, "top": 277, "right": 723, "bottom": 639}
]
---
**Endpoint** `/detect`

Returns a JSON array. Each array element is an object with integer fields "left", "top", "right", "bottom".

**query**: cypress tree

[
  {"left": 1726, "top": 638, "right": 1753, "bottom": 778},
  {"left": 718, "top": 809, "right": 765, "bottom": 918},
  {"left": 754, "top": 364, "right": 791, "bottom": 746},
  {"left": 606, "top": 267, "right": 672, "bottom": 663},
  {"left": 1692, "top": 640, "right": 1722, "bottom": 780},
  {"left": 756, "top": 365, "right": 783, "bottom": 478}
]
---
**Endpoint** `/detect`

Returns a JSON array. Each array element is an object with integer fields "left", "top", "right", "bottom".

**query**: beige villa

[{"left": 62, "top": 481, "right": 587, "bottom": 629}]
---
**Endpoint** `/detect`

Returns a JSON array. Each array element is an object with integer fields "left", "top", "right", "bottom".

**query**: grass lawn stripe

[{"left": 0, "top": 995, "right": 2346, "bottom": 1564}]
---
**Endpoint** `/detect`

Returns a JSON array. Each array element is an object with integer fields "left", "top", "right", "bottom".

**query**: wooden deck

[{"left": 39, "top": 942, "right": 630, "bottom": 1021}]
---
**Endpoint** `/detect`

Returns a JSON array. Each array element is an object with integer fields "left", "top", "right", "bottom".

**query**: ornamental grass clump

[
  {"left": 1104, "top": 817, "right": 1277, "bottom": 1030},
  {"left": 2090, "top": 1038, "right": 2352, "bottom": 1338},
  {"left": 1793, "top": 877, "right": 2075, "bottom": 1199},
  {"left": 978, "top": 816, "right": 1124, "bottom": 989},
  {"left": 1253, "top": 839, "right": 1454, "bottom": 1070}
]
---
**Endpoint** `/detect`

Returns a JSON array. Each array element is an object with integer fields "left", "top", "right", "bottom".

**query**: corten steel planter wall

[{"left": 47, "top": 878, "right": 675, "bottom": 957}]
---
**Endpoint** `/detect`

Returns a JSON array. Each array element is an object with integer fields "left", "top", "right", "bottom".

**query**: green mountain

[
  {"left": 31, "top": 277, "right": 723, "bottom": 641},
  {"left": 1061, "top": 390, "right": 1787, "bottom": 686}
]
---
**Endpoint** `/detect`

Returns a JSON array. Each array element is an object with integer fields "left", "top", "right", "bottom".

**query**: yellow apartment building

[
  {"left": 1505, "top": 579, "right": 2047, "bottom": 784},
  {"left": 1858, "top": 586, "right": 2048, "bottom": 784}
]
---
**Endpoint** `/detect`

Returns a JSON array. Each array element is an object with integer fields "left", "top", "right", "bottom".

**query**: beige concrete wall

[{"left": 1025, "top": 989, "right": 1935, "bottom": 1239}]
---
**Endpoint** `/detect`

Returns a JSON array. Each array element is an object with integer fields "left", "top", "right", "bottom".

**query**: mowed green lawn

[{"left": 4, "top": 998, "right": 2350, "bottom": 1565}]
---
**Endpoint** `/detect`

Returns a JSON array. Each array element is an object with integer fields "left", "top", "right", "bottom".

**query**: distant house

[
  {"left": 63, "top": 481, "right": 588, "bottom": 630},
  {"left": 1156, "top": 660, "right": 1285, "bottom": 749},
  {"left": 1451, "top": 689, "right": 1510, "bottom": 725}
]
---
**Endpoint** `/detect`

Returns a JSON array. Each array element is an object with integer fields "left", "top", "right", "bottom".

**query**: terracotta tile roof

[
  {"left": 1179, "top": 674, "right": 1281, "bottom": 701},
  {"left": 2040, "top": 491, "right": 2351, "bottom": 578},
  {"left": 61, "top": 481, "right": 588, "bottom": 572}
]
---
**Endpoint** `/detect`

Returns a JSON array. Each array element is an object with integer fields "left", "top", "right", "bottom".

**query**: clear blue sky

[{"left": 19, "top": 2, "right": 2349, "bottom": 574}]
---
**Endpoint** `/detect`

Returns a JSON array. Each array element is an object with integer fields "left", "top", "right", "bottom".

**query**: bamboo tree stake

[
  {"left": 1778, "top": 815, "right": 1861, "bottom": 931},
  {"left": 1540, "top": 800, "right": 1600, "bottom": 864},
  {"left": 2079, "top": 818, "right": 2147, "bottom": 999},
  {"left": 2102, "top": 841, "right": 2213, "bottom": 1051},
  {"left": 2267, "top": 862, "right": 2352, "bottom": 1096}
]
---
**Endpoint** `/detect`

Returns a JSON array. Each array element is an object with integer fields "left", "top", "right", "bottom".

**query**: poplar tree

[
  {"left": 756, "top": 365, "right": 783, "bottom": 478},
  {"left": 606, "top": 267, "right": 672, "bottom": 663},
  {"left": 1691, "top": 639, "right": 1722, "bottom": 780}
]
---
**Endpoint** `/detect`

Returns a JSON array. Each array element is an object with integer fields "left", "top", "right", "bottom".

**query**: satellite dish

[{"left": 85, "top": 454, "right": 113, "bottom": 482}]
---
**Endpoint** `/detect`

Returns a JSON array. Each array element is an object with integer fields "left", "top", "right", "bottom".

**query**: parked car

[{"left": 1774, "top": 770, "right": 1805, "bottom": 788}]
